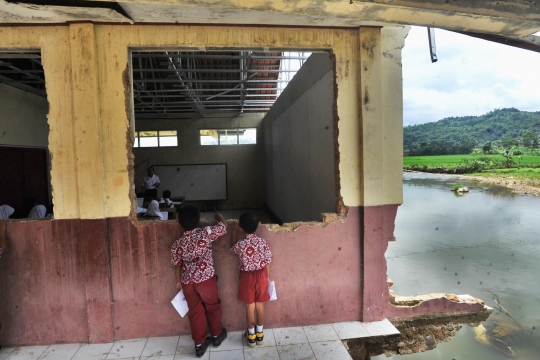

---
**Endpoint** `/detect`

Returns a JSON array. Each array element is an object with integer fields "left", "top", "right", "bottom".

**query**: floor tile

[
  {"left": 310, "top": 340, "right": 352, "bottom": 360},
  {"left": 277, "top": 343, "right": 315, "bottom": 360},
  {"left": 72, "top": 343, "right": 114, "bottom": 360},
  {"left": 38, "top": 343, "right": 83, "bottom": 359},
  {"left": 207, "top": 349, "right": 243, "bottom": 360},
  {"left": 3, "top": 346, "right": 49, "bottom": 360},
  {"left": 141, "top": 355, "right": 175, "bottom": 360},
  {"left": 141, "top": 337, "right": 179, "bottom": 357},
  {"left": 332, "top": 322, "right": 370, "bottom": 340},
  {"left": 253, "top": 329, "right": 276, "bottom": 348},
  {"left": 361, "top": 319, "right": 400, "bottom": 337},
  {"left": 273, "top": 327, "right": 308, "bottom": 346},
  {"left": 209, "top": 331, "right": 243, "bottom": 352},
  {"left": 303, "top": 324, "right": 340, "bottom": 343},
  {"left": 244, "top": 346, "right": 279, "bottom": 360},
  {"left": 0, "top": 348, "right": 15, "bottom": 360},
  {"left": 106, "top": 339, "right": 147, "bottom": 359},
  {"left": 175, "top": 346, "right": 208, "bottom": 359},
  {"left": 177, "top": 335, "right": 194, "bottom": 348}
]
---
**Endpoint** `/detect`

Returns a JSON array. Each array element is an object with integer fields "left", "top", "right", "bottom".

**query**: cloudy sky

[{"left": 402, "top": 26, "right": 540, "bottom": 126}]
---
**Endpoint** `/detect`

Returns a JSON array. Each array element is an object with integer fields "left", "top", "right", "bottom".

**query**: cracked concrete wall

[
  {"left": 0, "top": 24, "right": 409, "bottom": 217},
  {"left": 0, "top": 24, "right": 384, "bottom": 218}
]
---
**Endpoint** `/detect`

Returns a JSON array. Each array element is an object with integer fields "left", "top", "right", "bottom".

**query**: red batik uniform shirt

[
  {"left": 171, "top": 222, "right": 227, "bottom": 284},
  {"left": 230, "top": 233, "right": 272, "bottom": 271}
]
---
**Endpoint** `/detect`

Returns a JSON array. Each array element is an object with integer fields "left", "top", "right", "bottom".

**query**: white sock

[
  {"left": 248, "top": 327, "right": 255, "bottom": 335},
  {"left": 256, "top": 325, "right": 263, "bottom": 333},
  {"left": 196, "top": 343, "right": 202, "bottom": 348}
]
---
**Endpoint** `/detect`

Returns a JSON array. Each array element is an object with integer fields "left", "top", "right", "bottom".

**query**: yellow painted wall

[{"left": 0, "top": 24, "right": 407, "bottom": 219}]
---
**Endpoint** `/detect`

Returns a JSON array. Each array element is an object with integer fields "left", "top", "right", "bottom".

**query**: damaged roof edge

[
  {"left": 456, "top": 30, "right": 540, "bottom": 53},
  {"left": 0, "top": 0, "right": 133, "bottom": 24}
]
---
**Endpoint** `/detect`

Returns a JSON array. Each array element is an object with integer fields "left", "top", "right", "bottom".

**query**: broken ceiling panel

[{"left": 0, "top": 0, "right": 132, "bottom": 23}]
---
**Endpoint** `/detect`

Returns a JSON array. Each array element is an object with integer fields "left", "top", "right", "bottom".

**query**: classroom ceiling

[
  {"left": 132, "top": 50, "right": 310, "bottom": 118},
  {"left": 0, "top": 52, "right": 46, "bottom": 97}
]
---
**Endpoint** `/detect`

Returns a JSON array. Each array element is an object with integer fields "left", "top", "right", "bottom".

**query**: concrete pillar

[
  {"left": 358, "top": 26, "right": 409, "bottom": 321},
  {"left": 69, "top": 23, "right": 105, "bottom": 219}
]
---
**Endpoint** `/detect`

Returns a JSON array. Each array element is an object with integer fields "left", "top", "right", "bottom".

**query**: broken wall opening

[
  {"left": 128, "top": 49, "right": 340, "bottom": 224},
  {"left": 0, "top": 51, "right": 52, "bottom": 220}
]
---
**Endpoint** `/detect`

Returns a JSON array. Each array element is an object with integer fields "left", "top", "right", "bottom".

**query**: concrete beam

[{"left": 85, "top": 0, "right": 540, "bottom": 37}]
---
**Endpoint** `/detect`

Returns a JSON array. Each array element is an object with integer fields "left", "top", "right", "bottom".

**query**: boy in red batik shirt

[
  {"left": 230, "top": 213, "right": 273, "bottom": 347},
  {"left": 171, "top": 205, "right": 228, "bottom": 358}
]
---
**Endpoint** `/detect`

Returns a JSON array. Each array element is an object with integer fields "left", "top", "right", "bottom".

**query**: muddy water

[{"left": 373, "top": 172, "right": 540, "bottom": 360}]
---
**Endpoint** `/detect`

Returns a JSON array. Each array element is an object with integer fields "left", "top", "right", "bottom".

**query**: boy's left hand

[{"left": 176, "top": 281, "right": 182, "bottom": 291}]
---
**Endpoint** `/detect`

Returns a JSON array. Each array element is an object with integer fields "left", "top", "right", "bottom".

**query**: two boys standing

[{"left": 171, "top": 206, "right": 273, "bottom": 357}]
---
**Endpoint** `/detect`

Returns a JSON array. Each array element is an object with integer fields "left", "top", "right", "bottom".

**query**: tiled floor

[{"left": 0, "top": 319, "right": 399, "bottom": 360}]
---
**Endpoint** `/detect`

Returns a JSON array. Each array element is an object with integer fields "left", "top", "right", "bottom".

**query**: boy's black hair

[
  {"left": 239, "top": 213, "right": 259, "bottom": 234},
  {"left": 177, "top": 205, "right": 200, "bottom": 231},
  {"left": 163, "top": 190, "right": 171, "bottom": 198}
]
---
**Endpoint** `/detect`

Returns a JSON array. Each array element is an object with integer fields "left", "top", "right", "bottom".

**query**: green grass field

[
  {"left": 403, "top": 154, "right": 540, "bottom": 167},
  {"left": 404, "top": 154, "right": 540, "bottom": 181}
]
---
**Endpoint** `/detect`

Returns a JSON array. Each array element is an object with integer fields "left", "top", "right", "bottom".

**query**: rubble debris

[
  {"left": 390, "top": 292, "right": 485, "bottom": 307},
  {"left": 346, "top": 312, "right": 490, "bottom": 360}
]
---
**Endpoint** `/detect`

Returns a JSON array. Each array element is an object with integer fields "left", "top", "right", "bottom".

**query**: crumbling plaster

[{"left": 0, "top": 24, "right": 407, "bottom": 219}]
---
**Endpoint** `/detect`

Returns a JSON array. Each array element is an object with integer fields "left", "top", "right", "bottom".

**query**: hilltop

[{"left": 404, "top": 108, "right": 540, "bottom": 154}]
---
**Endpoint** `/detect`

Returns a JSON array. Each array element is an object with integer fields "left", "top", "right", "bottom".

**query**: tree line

[{"left": 404, "top": 108, "right": 540, "bottom": 156}]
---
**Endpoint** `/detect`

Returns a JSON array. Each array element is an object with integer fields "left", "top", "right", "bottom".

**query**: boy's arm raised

[{"left": 214, "top": 213, "right": 226, "bottom": 225}]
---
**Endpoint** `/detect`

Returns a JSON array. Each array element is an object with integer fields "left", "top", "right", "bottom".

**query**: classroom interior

[{"left": 0, "top": 49, "right": 339, "bottom": 224}]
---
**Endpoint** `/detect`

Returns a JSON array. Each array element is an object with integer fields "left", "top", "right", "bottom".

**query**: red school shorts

[{"left": 237, "top": 268, "right": 270, "bottom": 304}]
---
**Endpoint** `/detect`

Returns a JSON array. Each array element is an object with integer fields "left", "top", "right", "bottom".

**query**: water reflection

[{"left": 374, "top": 172, "right": 540, "bottom": 360}]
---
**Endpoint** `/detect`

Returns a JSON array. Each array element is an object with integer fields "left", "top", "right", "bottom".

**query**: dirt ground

[{"left": 457, "top": 175, "right": 540, "bottom": 197}]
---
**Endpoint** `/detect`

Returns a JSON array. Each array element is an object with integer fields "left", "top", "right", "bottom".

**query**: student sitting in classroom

[
  {"left": 160, "top": 190, "right": 182, "bottom": 208},
  {"left": 28, "top": 204, "right": 47, "bottom": 219},
  {"left": 143, "top": 200, "right": 164, "bottom": 220},
  {"left": 230, "top": 213, "right": 273, "bottom": 347},
  {"left": 171, "top": 205, "right": 228, "bottom": 357},
  {"left": 0, "top": 205, "right": 14, "bottom": 220}
]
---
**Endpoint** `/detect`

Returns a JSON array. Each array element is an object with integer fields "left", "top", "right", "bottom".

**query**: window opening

[
  {"left": 200, "top": 128, "right": 256, "bottom": 146},
  {"left": 133, "top": 130, "right": 178, "bottom": 148},
  {"left": 130, "top": 49, "right": 338, "bottom": 224},
  {"left": 0, "top": 51, "right": 52, "bottom": 220}
]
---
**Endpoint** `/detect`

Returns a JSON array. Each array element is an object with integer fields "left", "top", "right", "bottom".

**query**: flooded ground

[{"left": 373, "top": 172, "right": 540, "bottom": 359}]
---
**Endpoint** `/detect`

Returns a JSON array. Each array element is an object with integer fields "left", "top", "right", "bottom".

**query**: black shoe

[
  {"left": 212, "top": 327, "right": 227, "bottom": 347},
  {"left": 195, "top": 337, "right": 211, "bottom": 358}
]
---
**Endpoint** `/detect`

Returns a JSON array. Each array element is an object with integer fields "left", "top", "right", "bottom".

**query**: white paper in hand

[
  {"left": 171, "top": 289, "right": 189, "bottom": 317},
  {"left": 268, "top": 281, "right": 277, "bottom": 301}
]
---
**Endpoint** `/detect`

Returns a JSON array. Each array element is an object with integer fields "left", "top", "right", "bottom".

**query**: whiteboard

[{"left": 153, "top": 164, "right": 227, "bottom": 201}]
